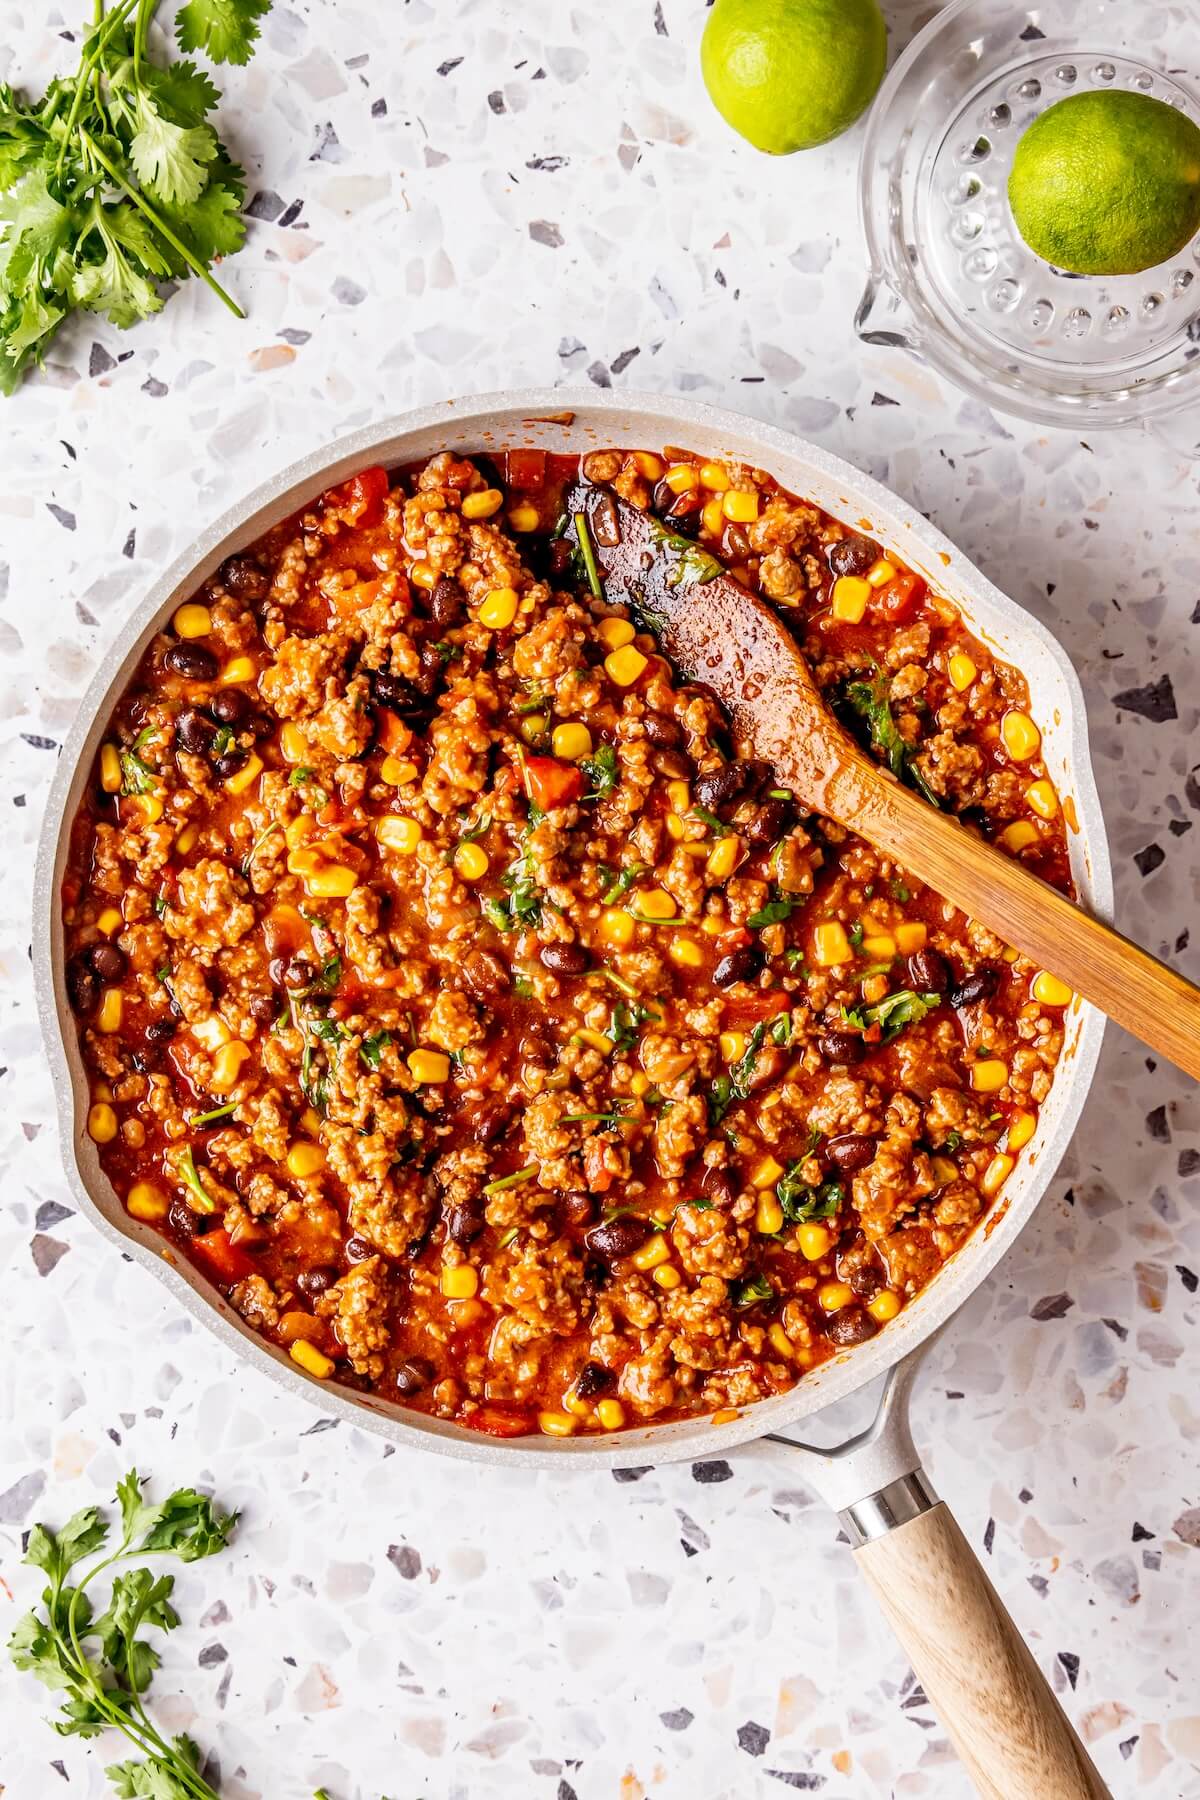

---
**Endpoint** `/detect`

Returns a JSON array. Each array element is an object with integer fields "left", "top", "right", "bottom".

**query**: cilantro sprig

[
  {"left": 8, "top": 1469, "right": 236, "bottom": 1800},
  {"left": 0, "top": 0, "right": 268, "bottom": 393}
]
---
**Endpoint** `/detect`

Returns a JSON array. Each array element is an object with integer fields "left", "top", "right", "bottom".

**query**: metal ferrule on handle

[{"left": 839, "top": 1468, "right": 938, "bottom": 1548}]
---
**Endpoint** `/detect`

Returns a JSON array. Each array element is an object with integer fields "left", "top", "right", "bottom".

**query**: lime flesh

[
  {"left": 1008, "top": 90, "right": 1200, "bottom": 276},
  {"left": 700, "top": 0, "right": 888, "bottom": 156}
]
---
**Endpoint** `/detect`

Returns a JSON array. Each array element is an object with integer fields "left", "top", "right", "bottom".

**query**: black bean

[
  {"left": 429, "top": 577, "right": 465, "bottom": 629},
  {"left": 210, "top": 688, "right": 249, "bottom": 727},
  {"left": 414, "top": 645, "right": 443, "bottom": 697},
  {"left": 297, "top": 1268, "right": 334, "bottom": 1297},
  {"left": 212, "top": 751, "right": 246, "bottom": 781},
  {"left": 394, "top": 1357, "right": 434, "bottom": 1396},
  {"left": 590, "top": 491, "right": 622, "bottom": 548},
  {"left": 175, "top": 708, "right": 215, "bottom": 754},
  {"left": 444, "top": 1202, "right": 485, "bottom": 1245},
  {"left": 692, "top": 763, "right": 749, "bottom": 812},
  {"left": 344, "top": 1235, "right": 374, "bottom": 1263},
  {"left": 643, "top": 711, "right": 684, "bottom": 750},
  {"left": 652, "top": 749, "right": 692, "bottom": 781},
  {"left": 826, "top": 1134, "right": 877, "bottom": 1174},
  {"left": 540, "top": 942, "right": 589, "bottom": 975},
  {"left": 560, "top": 1191, "right": 595, "bottom": 1229},
  {"left": 905, "top": 948, "right": 949, "bottom": 993},
  {"left": 144, "top": 1016, "right": 177, "bottom": 1044},
  {"left": 244, "top": 711, "right": 273, "bottom": 741},
  {"left": 826, "top": 1307, "right": 879, "bottom": 1347},
  {"left": 950, "top": 963, "right": 1001, "bottom": 1007},
  {"left": 89, "top": 941, "right": 126, "bottom": 983},
  {"left": 371, "top": 672, "right": 416, "bottom": 710},
  {"left": 575, "top": 1360, "right": 614, "bottom": 1400},
  {"left": 849, "top": 1263, "right": 884, "bottom": 1300},
  {"left": 219, "top": 555, "right": 269, "bottom": 600},
  {"left": 473, "top": 1102, "right": 513, "bottom": 1146},
  {"left": 462, "top": 949, "right": 508, "bottom": 1002},
  {"left": 713, "top": 946, "right": 762, "bottom": 988},
  {"left": 703, "top": 1166, "right": 738, "bottom": 1207},
  {"left": 164, "top": 641, "right": 218, "bottom": 681},
  {"left": 743, "top": 798, "right": 792, "bottom": 845},
  {"left": 744, "top": 1044, "right": 786, "bottom": 1093},
  {"left": 247, "top": 992, "right": 277, "bottom": 1024},
  {"left": 283, "top": 957, "right": 314, "bottom": 990},
  {"left": 66, "top": 953, "right": 100, "bottom": 1014},
  {"left": 169, "top": 1198, "right": 199, "bottom": 1237},
  {"left": 817, "top": 1031, "right": 866, "bottom": 1066},
  {"left": 665, "top": 489, "right": 702, "bottom": 534},
  {"left": 828, "top": 534, "right": 880, "bottom": 578},
  {"left": 585, "top": 1215, "right": 650, "bottom": 1262}
]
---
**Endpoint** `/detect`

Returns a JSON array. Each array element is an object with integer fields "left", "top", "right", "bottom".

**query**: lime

[
  {"left": 700, "top": 0, "right": 888, "bottom": 156},
  {"left": 1008, "top": 91, "right": 1200, "bottom": 276}
]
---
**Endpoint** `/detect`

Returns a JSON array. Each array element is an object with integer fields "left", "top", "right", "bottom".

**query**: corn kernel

[
  {"left": 633, "top": 451, "right": 664, "bottom": 480},
  {"left": 1001, "top": 820, "right": 1039, "bottom": 853},
  {"left": 831, "top": 576, "right": 870, "bottom": 623},
  {"left": 376, "top": 815, "right": 423, "bottom": 854},
  {"left": 300, "top": 1106, "right": 322, "bottom": 1136},
  {"left": 747, "top": 1160, "right": 781, "bottom": 1196},
  {"left": 172, "top": 602, "right": 211, "bottom": 639},
  {"left": 818, "top": 1282, "right": 855, "bottom": 1313},
  {"left": 191, "top": 1014, "right": 231, "bottom": 1051},
  {"left": 287, "top": 1141, "right": 326, "bottom": 1179},
  {"left": 99, "top": 744, "right": 122, "bottom": 793},
  {"left": 756, "top": 1192, "right": 784, "bottom": 1234},
  {"left": 286, "top": 845, "right": 322, "bottom": 876},
  {"left": 699, "top": 461, "right": 731, "bottom": 491},
  {"left": 798, "top": 1223, "right": 833, "bottom": 1262},
  {"left": 813, "top": 921, "right": 852, "bottom": 966},
  {"left": 447, "top": 1297, "right": 485, "bottom": 1327},
  {"left": 1032, "top": 971, "right": 1073, "bottom": 1008},
  {"left": 280, "top": 723, "right": 307, "bottom": 764},
  {"left": 478, "top": 585, "right": 519, "bottom": 629},
  {"left": 722, "top": 488, "right": 760, "bottom": 523},
  {"left": 552, "top": 722, "right": 592, "bottom": 761},
  {"left": 97, "top": 988, "right": 123, "bottom": 1033},
  {"left": 598, "top": 615, "right": 636, "bottom": 651},
  {"left": 127, "top": 792, "right": 165, "bottom": 827},
  {"left": 660, "top": 784, "right": 687, "bottom": 820},
  {"left": 1026, "top": 779, "right": 1059, "bottom": 820},
  {"left": 574, "top": 1027, "right": 614, "bottom": 1055},
  {"left": 719, "top": 1031, "right": 747, "bottom": 1062},
  {"left": 768, "top": 1323, "right": 794, "bottom": 1360},
  {"left": 1001, "top": 709, "right": 1041, "bottom": 762},
  {"left": 96, "top": 907, "right": 123, "bottom": 936},
  {"left": 653, "top": 1263, "right": 681, "bottom": 1289},
  {"left": 701, "top": 497, "right": 726, "bottom": 537},
  {"left": 290, "top": 1340, "right": 335, "bottom": 1379},
  {"left": 409, "top": 562, "right": 437, "bottom": 590},
  {"left": 632, "top": 1234, "right": 671, "bottom": 1271},
  {"left": 305, "top": 864, "right": 358, "bottom": 898},
  {"left": 894, "top": 921, "right": 927, "bottom": 954},
  {"left": 711, "top": 1406, "right": 740, "bottom": 1425},
  {"left": 866, "top": 557, "right": 897, "bottom": 588},
  {"left": 127, "top": 1182, "right": 168, "bottom": 1221},
  {"left": 669, "top": 937, "right": 704, "bottom": 969},
  {"left": 605, "top": 644, "right": 648, "bottom": 687},
  {"left": 224, "top": 753, "right": 263, "bottom": 796},
  {"left": 219, "top": 656, "right": 255, "bottom": 686},
  {"left": 705, "top": 836, "right": 744, "bottom": 881},
  {"left": 981, "top": 1152, "right": 1015, "bottom": 1198},
  {"left": 599, "top": 908, "right": 635, "bottom": 948},
  {"left": 862, "top": 933, "right": 896, "bottom": 960},
  {"left": 439, "top": 1264, "right": 478, "bottom": 1301},
  {"left": 971, "top": 1059, "right": 1009, "bottom": 1094},
  {"left": 596, "top": 1398, "right": 626, "bottom": 1430},
  {"left": 538, "top": 1409, "right": 577, "bottom": 1437},
  {"left": 87, "top": 1101, "right": 118, "bottom": 1143},
  {"left": 519, "top": 715, "right": 548, "bottom": 745},
  {"left": 663, "top": 462, "right": 700, "bottom": 493},
  {"left": 869, "top": 1289, "right": 902, "bottom": 1323},
  {"left": 461, "top": 487, "right": 504, "bottom": 520},
  {"left": 210, "top": 1040, "right": 251, "bottom": 1093},
  {"left": 637, "top": 887, "right": 677, "bottom": 920},
  {"left": 1007, "top": 1110, "right": 1037, "bottom": 1152},
  {"left": 508, "top": 504, "right": 540, "bottom": 533},
  {"left": 948, "top": 653, "right": 977, "bottom": 692},
  {"left": 174, "top": 824, "right": 198, "bottom": 856},
  {"left": 454, "top": 841, "right": 490, "bottom": 881},
  {"left": 383, "top": 757, "right": 420, "bottom": 789},
  {"left": 410, "top": 1048, "right": 451, "bottom": 1084}
]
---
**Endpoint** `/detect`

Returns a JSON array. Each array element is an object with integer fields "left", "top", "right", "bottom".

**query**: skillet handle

[{"left": 850, "top": 1490, "right": 1111, "bottom": 1799}]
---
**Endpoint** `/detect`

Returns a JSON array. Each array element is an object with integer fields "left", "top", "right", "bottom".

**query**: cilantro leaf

[
  {"left": 128, "top": 95, "right": 217, "bottom": 205},
  {"left": 731, "top": 1272, "right": 773, "bottom": 1309},
  {"left": 176, "top": 0, "right": 272, "bottom": 66},
  {"left": 582, "top": 742, "right": 618, "bottom": 799},
  {"left": 842, "top": 988, "right": 942, "bottom": 1043},
  {"left": 747, "top": 890, "right": 798, "bottom": 929}
]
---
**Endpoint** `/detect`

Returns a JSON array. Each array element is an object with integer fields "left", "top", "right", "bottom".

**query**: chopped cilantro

[
  {"left": 359, "top": 1029, "right": 392, "bottom": 1070},
  {"left": 842, "top": 988, "right": 941, "bottom": 1043},
  {"left": 601, "top": 863, "right": 648, "bottom": 905},
  {"left": 572, "top": 510, "right": 604, "bottom": 599},
  {"left": 777, "top": 1169, "right": 844, "bottom": 1225},
  {"left": 690, "top": 805, "right": 731, "bottom": 838},
  {"left": 582, "top": 742, "right": 619, "bottom": 799},
  {"left": 747, "top": 890, "right": 799, "bottom": 929},
  {"left": 731, "top": 1272, "right": 773, "bottom": 1309}
]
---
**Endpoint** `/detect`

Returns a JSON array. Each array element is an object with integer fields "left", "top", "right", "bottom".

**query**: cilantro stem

[
  {"left": 572, "top": 511, "right": 604, "bottom": 600},
  {"left": 56, "top": 0, "right": 138, "bottom": 177},
  {"left": 483, "top": 1164, "right": 537, "bottom": 1195},
  {"left": 78, "top": 129, "right": 246, "bottom": 319}
]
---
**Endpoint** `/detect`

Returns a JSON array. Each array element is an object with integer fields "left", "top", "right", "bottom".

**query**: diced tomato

[
  {"left": 722, "top": 990, "right": 792, "bottom": 1028},
  {"left": 871, "top": 571, "right": 925, "bottom": 625},
  {"left": 323, "top": 465, "right": 390, "bottom": 529},
  {"left": 524, "top": 755, "right": 584, "bottom": 812},
  {"left": 330, "top": 577, "right": 381, "bottom": 618},
  {"left": 464, "top": 1406, "right": 533, "bottom": 1438},
  {"left": 505, "top": 448, "right": 547, "bottom": 491},
  {"left": 582, "top": 1137, "right": 616, "bottom": 1194},
  {"left": 377, "top": 709, "right": 411, "bottom": 754},
  {"left": 191, "top": 1229, "right": 256, "bottom": 1286}
]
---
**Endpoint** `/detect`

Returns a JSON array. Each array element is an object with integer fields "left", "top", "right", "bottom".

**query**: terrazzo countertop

[{"left": 2, "top": 3, "right": 1198, "bottom": 1796}]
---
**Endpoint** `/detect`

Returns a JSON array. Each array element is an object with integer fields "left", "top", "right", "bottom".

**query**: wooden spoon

[{"left": 566, "top": 482, "right": 1200, "bottom": 1082}]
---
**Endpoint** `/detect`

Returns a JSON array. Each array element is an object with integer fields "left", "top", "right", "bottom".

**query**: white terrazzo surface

[{"left": 1, "top": 3, "right": 1199, "bottom": 1797}]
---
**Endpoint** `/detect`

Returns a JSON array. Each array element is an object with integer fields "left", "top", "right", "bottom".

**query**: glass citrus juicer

[{"left": 857, "top": 0, "right": 1200, "bottom": 443}]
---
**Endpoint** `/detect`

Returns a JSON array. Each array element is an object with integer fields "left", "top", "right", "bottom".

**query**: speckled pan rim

[{"left": 33, "top": 389, "right": 1112, "bottom": 1471}]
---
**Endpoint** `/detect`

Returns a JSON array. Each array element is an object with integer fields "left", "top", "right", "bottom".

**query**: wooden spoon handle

[
  {"left": 832, "top": 761, "right": 1200, "bottom": 1082},
  {"left": 855, "top": 1503, "right": 1111, "bottom": 1800}
]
